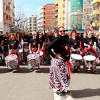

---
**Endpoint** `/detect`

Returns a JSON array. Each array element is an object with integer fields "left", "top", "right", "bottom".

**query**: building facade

[
  {"left": 71, "top": 0, "right": 83, "bottom": 30},
  {"left": 83, "top": 0, "right": 92, "bottom": 29},
  {"left": 0, "top": 0, "right": 15, "bottom": 34},
  {"left": 44, "top": 4, "right": 55, "bottom": 32},
  {"left": 91, "top": 0, "right": 100, "bottom": 32},
  {"left": 37, "top": 6, "right": 44, "bottom": 32},
  {"left": 27, "top": 15, "right": 37, "bottom": 34},
  {"left": 65, "top": 0, "right": 71, "bottom": 30},
  {"left": 55, "top": 0, "right": 65, "bottom": 28}
]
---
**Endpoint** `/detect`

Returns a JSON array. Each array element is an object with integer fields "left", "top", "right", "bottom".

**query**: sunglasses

[{"left": 59, "top": 30, "right": 66, "bottom": 32}]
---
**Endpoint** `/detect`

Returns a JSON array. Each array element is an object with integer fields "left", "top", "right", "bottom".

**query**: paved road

[{"left": 0, "top": 65, "right": 100, "bottom": 100}]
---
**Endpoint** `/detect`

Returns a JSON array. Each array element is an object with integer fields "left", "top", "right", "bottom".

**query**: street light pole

[{"left": 8, "top": 0, "right": 11, "bottom": 33}]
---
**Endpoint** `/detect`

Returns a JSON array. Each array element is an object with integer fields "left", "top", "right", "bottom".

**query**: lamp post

[{"left": 8, "top": 0, "right": 11, "bottom": 33}]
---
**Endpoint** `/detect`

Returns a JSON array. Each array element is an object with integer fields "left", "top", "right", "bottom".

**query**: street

[{"left": 0, "top": 65, "right": 100, "bottom": 100}]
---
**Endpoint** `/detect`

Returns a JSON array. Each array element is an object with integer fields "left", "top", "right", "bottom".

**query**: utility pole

[{"left": 8, "top": 0, "right": 11, "bottom": 33}]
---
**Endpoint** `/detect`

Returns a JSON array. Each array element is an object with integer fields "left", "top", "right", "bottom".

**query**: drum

[
  {"left": 40, "top": 51, "right": 43, "bottom": 57},
  {"left": 23, "top": 48, "right": 29, "bottom": 61},
  {"left": 83, "top": 55, "right": 96, "bottom": 61},
  {"left": 5, "top": 54, "right": 18, "bottom": 69},
  {"left": 39, "top": 51, "right": 43, "bottom": 64},
  {"left": 27, "top": 53, "right": 39, "bottom": 68},
  {"left": 19, "top": 49, "right": 23, "bottom": 62},
  {"left": 0, "top": 53, "right": 3, "bottom": 62},
  {"left": 83, "top": 55, "right": 96, "bottom": 71},
  {"left": 70, "top": 54, "right": 82, "bottom": 71},
  {"left": 71, "top": 54, "right": 82, "bottom": 60}
]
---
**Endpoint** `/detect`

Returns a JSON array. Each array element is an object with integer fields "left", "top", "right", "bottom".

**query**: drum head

[
  {"left": 5, "top": 54, "right": 17, "bottom": 62},
  {"left": 83, "top": 55, "right": 96, "bottom": 61},
  {"left": 24, "top": 49, "right": 29, "bottom": 52},
  {"left": 71, "top": 54, "right": 82, "bottom": 60},
  {"left": 27, "top": 54, "right": 39, "bottom": 60},
  {"left": 19, "top": 49, "right": 23, "bottom": 53},
  {"left": 40, "top": 51, "right": 43, "bottom": 56}
]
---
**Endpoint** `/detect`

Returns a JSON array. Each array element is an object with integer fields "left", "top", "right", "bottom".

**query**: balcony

[
  {"left": 93, "top": 9, "right": 100, "bottom": 15},
  {"left": 55, "top": 7, "right": 58, "bottom": 11},
  {"left": 92, "top": 0, "right": 100, "bottom": 5},
  {"left": 55, "top": 13, "right": 58, "bottom": 17},
  {"left": 97, "top": 22, "right": 100, "bottom": 27}
]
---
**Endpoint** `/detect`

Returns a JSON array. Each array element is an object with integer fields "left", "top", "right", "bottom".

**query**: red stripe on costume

[
  {"left": 66, "top": 61, "right": 72, "bottom": 79},
  {"left": 80, "top": 41, "right": 82, "bottom": 49}
]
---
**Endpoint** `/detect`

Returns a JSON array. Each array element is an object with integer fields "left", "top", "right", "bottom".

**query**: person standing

[
  {"left": 29, "top": 32, "right": 40, "bottom": 71},
  {"left": 46, "top": 27, "right": 72, "bottom": 95},
  {"left": 8, "top": 33, "right": 20, "bottom": 71}
]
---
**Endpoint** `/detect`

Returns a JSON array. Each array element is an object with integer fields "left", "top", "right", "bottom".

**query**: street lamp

[{"left": 8, "top": 0, "right": 11, "bottom": 33}]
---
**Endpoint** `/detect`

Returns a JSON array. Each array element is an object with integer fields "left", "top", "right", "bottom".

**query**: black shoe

[
  {"left": 8, "top": 69, "right": 13, "bottom": 72},
  {"left": 56, "top": 91, "right": 65, "bottom": 96},
  {"left": 30, "top": 67, "right": 34, "bottom": 72},
  {"left": 37, "top": 67, "right": 40, "bottom": 71}
]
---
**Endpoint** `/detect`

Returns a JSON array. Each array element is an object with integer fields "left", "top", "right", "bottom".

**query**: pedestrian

[
  {"left": 46, "top": 26, "right": 72, "bottom": 95},
  {"left": 69, "top": 30, "right": 81, "bottom": 71},
  {"left": 7, "top": 33, "right": 20, "bottom": 71},
  {"left": 29, "top": 32, "right": 40, "bottom": 71}
]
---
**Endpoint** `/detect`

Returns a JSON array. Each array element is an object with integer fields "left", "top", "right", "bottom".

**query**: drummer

[
  {"left": 96, "top": 32, "right": 100, "bottom": 62},
  {"left": 69, "top": 30, "right": 80, "bottom": 53},
  {"left": 3, "top": 32, "right": 10, "bottom": 57},
  {"left": 29, "top": 32, "right": 40, "bottom": 71},
  {"left": 29, "top": 32, "right": 38, "bottom": 53},
  {"left": 82, "top": 48, "right": 98, "bottom": 73},
  {"left": 8, "top": 33, "right": 20, "bottom": 71},
  {"left": 69, "top": 30, "right": 81, "bottom": 71},
  {"left": 23, "top": 33, "right": 29, "bottom": 63},
  {"left": 80, "top": 32, "right": 87, "bottom": 50},
  {"left": 37, "top": 33, "right": 45, "bottom": 64},
  {"left": 0, "top": 34, "right": 4, "bottom": 54},
  {"left": 47, "top": 26, "right": 71, "bottom": 96},
  {"left": 84, "top": 31, "right": 96, "bottom": 49}
]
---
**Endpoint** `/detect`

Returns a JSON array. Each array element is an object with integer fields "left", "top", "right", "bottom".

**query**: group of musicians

[{"left": 0, "top": 27, "right": 100, "bottom": 96}]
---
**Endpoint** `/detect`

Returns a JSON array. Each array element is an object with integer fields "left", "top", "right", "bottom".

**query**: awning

[
  {"left": 93, "top": 3, "right": 98, "bottom": 7},
  {"left": 66, "top": 30, "right": 84, "bottom": 33}
]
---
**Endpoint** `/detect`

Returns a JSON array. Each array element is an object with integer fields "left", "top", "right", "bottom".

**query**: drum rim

[
  {"left": 83, "top": 55, "right": 96, "bottom": 61},
  {"left": 27, "top": 54, "right": 39, "bottom": 59},
  {"left": 71, "top": 54, "right": 82, "bottom": 60},
  {"left": 5, "top": 54, "right": 17, "bottom": 61}
]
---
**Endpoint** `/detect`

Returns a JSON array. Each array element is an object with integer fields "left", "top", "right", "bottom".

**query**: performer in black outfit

[
  {"left": 46, "top": 27, "right": 72, "bottom": 96},
  {"left": 8, "top": 33, "right": 20, "bottom": 71},
  {"left": 29, "top": 32, "right": 38, "bottom": 53},
  {"left": 69, "top": 30, "right": 80, "bottom": 53},
  {"left": 96, "top": 32, "right": 100, "bottom": 62},
  {"left": 84, "top": 31, "right": 96, "bottom": 49},
  {"left": 29, "top": 32, "right": 40, "bottom": 71},
  {"left": 3, "top": 33, "right": 9, "bottom": 56},
  {"left": 80, "top": 32, "right": 87, "bottom": 50},
  {"left": 38, "top": 33, "right": 45, "bottom": 64},
  {"left": 23, "top": 33, "right": 29, "bottom": 63},
  {"left": 69, "top": 30, "right": 81, "bottom": 71},
  {"left": 0, "top": 34, "right": 4, "bottom": 54}
]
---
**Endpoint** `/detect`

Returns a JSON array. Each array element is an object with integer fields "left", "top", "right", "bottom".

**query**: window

[
  {"left": 4, "top": 4, "right": 6, "bottom": 9},
  {"left": 53, "top": 6, "right": 55, "bottom": 9},
  {"left": 52, "top": 16, "right": 55, "bottom": 19},
  {"left": 52, "top": 11, "right": 55, "bottom": 13},
  {"left": 4, "top": 14, "right": 7, "bottom": 19}
]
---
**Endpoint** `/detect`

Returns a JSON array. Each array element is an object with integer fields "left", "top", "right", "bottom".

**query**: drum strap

[{"left": 66, "top": 61, "right": 72, "bottom": 79}]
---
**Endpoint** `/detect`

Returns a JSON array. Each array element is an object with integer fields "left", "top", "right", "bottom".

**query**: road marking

[{"left": 54, "top": 92, "right": 61, "bottom": 100}]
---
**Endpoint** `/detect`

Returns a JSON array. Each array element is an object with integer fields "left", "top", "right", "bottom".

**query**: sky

[{"left": 15, "top": 0, "right": 55, "bottom": 18}]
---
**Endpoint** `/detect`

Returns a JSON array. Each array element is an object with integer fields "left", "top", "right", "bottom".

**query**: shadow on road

[
  {"left": 72, "top": 68, "right": 100, "bottom": 75},
  {"left": 0, "top": 68, "right": 10, "bottom": 74},
  {"left": 36, "top": 67, "right": 50, "bottom": 73},
  {"left": 71, "top": 88, "right": 100, "bottom": 98}
]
